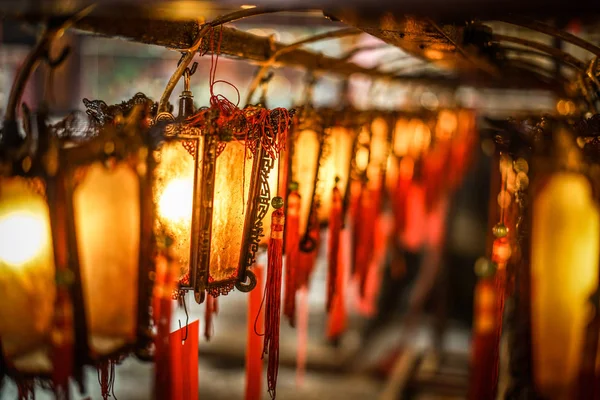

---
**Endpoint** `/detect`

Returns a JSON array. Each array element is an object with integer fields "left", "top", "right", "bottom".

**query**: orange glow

[
  {"left": 393, "top": 118, "right": 410, "bottom": 157},
  {"left": 0, "top": 177, "right": 55, "bottom": 366},
  {"left": 154, "top": 141, "right": 198, "bottom": 268},
  {"left": 0, "top": 211, "right": 48, "bottom": 267},
  {"left": 532, "top": 173, "right": 599, "bottom": 399},
  {"left": 159, "top": 177, "right": 194, "bottom": 224},
  {"left": 436, "top": 110, "right": 457, "bottom": 140}
]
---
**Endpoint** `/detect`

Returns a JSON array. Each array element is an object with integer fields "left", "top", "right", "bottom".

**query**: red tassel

[
  {"left": 392, "top": 157, "right": 414, "bottom": 236},
  {"left": 284, "top": 191, "right": 300, "bottom": 327},
  {"left": 296, "top": 287, "right": 309, "bottom": 387},
  {"left": 468, "top": 278, "right": 498, "bottom": 400},
  {"left": 263, "top": 208, "right": 285, "bottom": 399},
  {"left": 154, "top": 253, "right": 175, "bottom": 400},
  {"left": 246, "top": 265, "right": 265, "bottom": 400},
  {"left": 353, "top": 182, "right": 377, "bottom": 298},
  {"left": 327, "top": 185, "right": 343, "bottom": 312},
  {"left": 296, "top": 223, "right": 319, "bottom": 289},
  {"left": 327, "top": 227, "right": 350, "bottom": 341},
  {"left": 204, "top": 295, "right": 218, "bottom": 341}
]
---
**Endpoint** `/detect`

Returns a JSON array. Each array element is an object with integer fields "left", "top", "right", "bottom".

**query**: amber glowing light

[
  {"left": 0, "top": 177, "right": 56, "bottom": 370},
  {"left": 531, "top": 173, "right": 600, "bottom": 399}
]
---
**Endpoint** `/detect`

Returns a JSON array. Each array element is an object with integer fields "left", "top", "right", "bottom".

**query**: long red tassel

[
  {"left": 327, "top": 185, "right": 343, "bottom": 312},
  {"left": 263, "top": 207, "right": 285, "bottom": 399},
  {"left": 284, "top": 190, "right": 301, "bottom": 327},
  {"left": 204, "top": 295, "right": 218, "bottom": 341},
  {"left": 296, "top": 287, "right": 309, "bottom": 387},
  {"left": 327, "top": 227, "right": 350, "bottom": 341},
  {"left": 246, "top": 265, "right": 264, "bottom": 400},
  {"left": 468, "top": 278, "right": 498, "bottom": 400},
  {"left": 353, "top": 182, "right": 377, "bottom": 298},
  {"left": 154, "top": 252, "right": 175, "bottom": 400}
]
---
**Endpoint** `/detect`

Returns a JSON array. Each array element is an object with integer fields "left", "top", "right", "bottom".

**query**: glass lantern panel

[
  {"left": 208, "top": 141, "right": 253, "bottom": 283},
  {"left": 154, "top": 141, "right": 198, "bottom": 277},
  {"left": 74, "top": 163, "right": 140, "bottom": 356},
  {"left": 319, "top": 126, "right": 353, "bottom": 222},
  {"left": 368, "top": 117, "right": 390, "bottom": 185},
  {"left": 0, "top": 177, "right": 55, "bottom": 373},
  {"left": 292, "top": 129, "right": 320, "bottom": 236}
]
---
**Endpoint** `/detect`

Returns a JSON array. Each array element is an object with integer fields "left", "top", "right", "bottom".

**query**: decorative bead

[
  {"left": 514, "top": 157, "right": 529, "bottom": 174},
  {"left": 492, "top": 237, "right": 512, "bottom": 264},
  {"left": 492, "top": 222, "right": 509, "bottom": 238},
  {"left": 474, "top": 257, "right": 497, "bottom": 278},
  {"left": 516, "top": 171, "right": 529, "bottom": 190},
  {"left": 271, "top": 196, "right": 284, "bottom": 209}
]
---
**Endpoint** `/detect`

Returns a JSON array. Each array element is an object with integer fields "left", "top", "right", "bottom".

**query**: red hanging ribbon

[
  {"left": 154, "top": 253, "right": 175, "bottom": 400},
  {"left": 246, "top": 265, "right": 264, "bottom": 400},
  {"left": 263, "top": 208, "right": 285, "bottom": 399},
  {"left": 468, "top": 278, "right": 498, "bottom": 400},
  {"left": 284, "top": 191, "right": 301, "bottom": 327},
  {"left": 327, "top": 185, "right": 343, "bottom": 313},
  {"left": 353, "top": 182, "right": 377, "bottom": 298},
  {"left": 327, "top": 227, "right": 350, "bottom": 341},
  {"left": 204, "top": 295, "right": 218, "bottom": 341},
  {"left": 170, "top": 320, "right": 199, "bottom": 400}
]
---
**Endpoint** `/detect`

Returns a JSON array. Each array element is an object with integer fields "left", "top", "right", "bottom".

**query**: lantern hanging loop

[
  {"left": 157, "top": 7, "right": 283, "bottom": 114},
  {"left": 244, "top": 28, "right": 362, "bottom": 105},
  {"left": 42, "top": 44, "right": 71, "bottom": 108}
]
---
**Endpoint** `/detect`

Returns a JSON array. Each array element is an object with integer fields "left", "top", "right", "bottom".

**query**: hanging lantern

[
  {"left": 0, "top": 93, "right": 157, "bottom": 393},
  {"left": 57, "top": 95, "right": 157, "bottom": 362},
  {"left": 530, "top": 127, "right": 600, "bottom": 400},
  {"left": 154, "top": 101, "right": 292, "bottom": 303},
  {"left": 290, "top": 107, "right": 326, "bottom": 253},
  {"left": 319, "top": 111, "right": 361, "bottom": 223}
]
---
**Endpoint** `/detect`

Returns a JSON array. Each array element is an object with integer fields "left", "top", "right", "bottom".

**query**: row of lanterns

[
  {"left": 0, "top": 81, "right": 477, "bottom": 397},
  {"left": 0, "top": 28, "right": 478, "bottom": 399}
]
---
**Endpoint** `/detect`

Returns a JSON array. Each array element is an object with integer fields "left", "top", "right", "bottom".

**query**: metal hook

[
  {"left": 44, "top": 45, "right": 71, "bottom": 69},
  {"left": 258, "top": 71, "right": 274, "bottom": 105},
  {"left": 178, "top": 294, "right": 189, "bottom": 342}
]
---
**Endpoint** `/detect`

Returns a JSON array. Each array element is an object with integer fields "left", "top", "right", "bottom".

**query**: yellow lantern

[
  {"left": 59, "top": 95, "right": 157, "bottom": 361},
  {"left": 319, "top": 112, "right": 361, "bottom": 223},
  {"left": 367, "top": 115, "right": 392, "bottom": 188},
  {"left": 290, "top": 108, "right": 325, "bottom": 251},
  {"left": 154, "top": 105, "right": 290, "bottom": 303},
  {"left": 531, "top": 128, "right": 600, "bottom": 400}
]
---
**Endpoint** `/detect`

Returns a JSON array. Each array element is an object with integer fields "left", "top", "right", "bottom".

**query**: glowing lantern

[
  {"left": 0, "top": 94, "right": 157, "bottom": 391},
  {"left": 155, "top": 104, "right": 291, "bottom": 303},
  {"left": 319, "top": 113, "right": 360, "bottom": 223},
  {"left": 531, "top": 128, "right": 600, "bottom": 400},
  {"left": 58, "top": 96, "right": 157, "bottom": 360},
  {"left": 290, "top": 109, "right": 325, "bottom": 251},
  {"left": 366, "top": 115, "right": 392, "bottom": 188}
]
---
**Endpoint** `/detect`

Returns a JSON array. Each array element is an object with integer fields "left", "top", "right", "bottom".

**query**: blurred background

[{"left": 0, "top": 4, "right": 594, "bottom": 398}]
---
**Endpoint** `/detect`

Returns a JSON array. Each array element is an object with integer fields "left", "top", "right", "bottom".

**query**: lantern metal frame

[
  {"left": 54, "top": 97, "right": 157, "bottom": 365},
  {"left": 154, "top": 108, "right": 285, "bottom": 303},
  {"left": 289, "top": 106, "right": 328, "bottom": 253}
]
